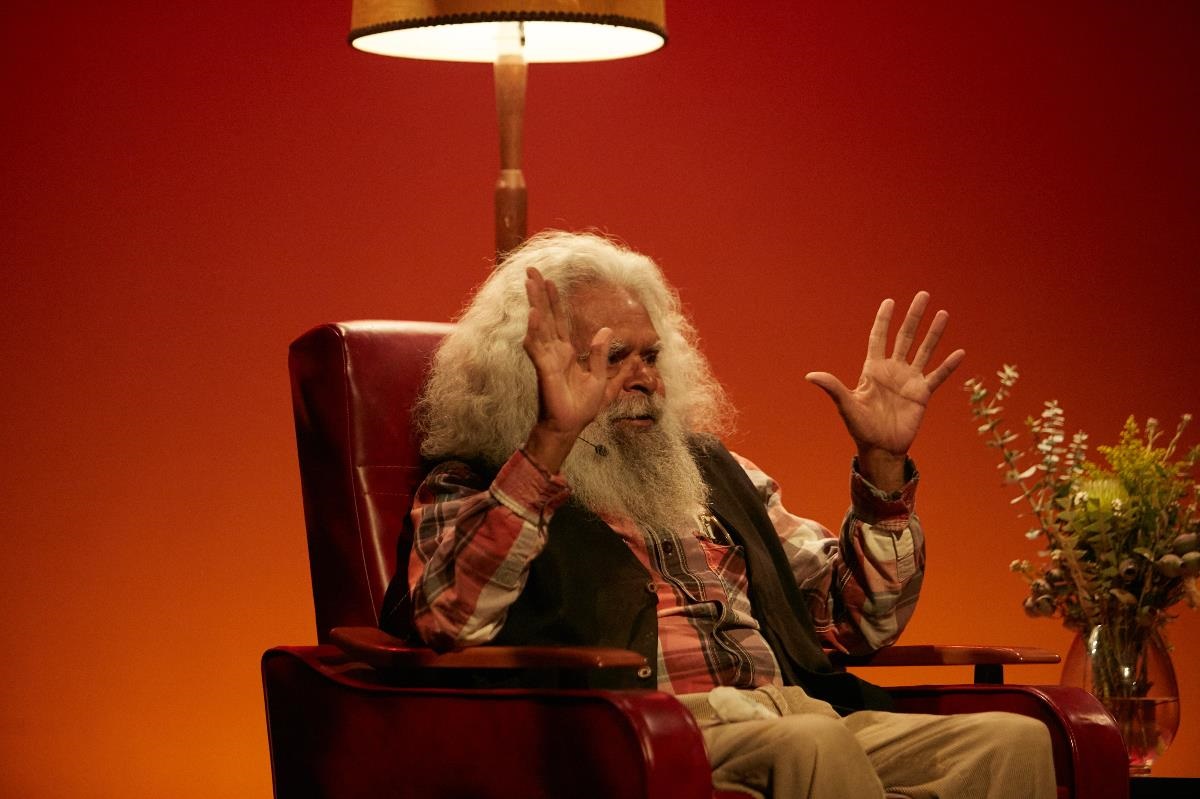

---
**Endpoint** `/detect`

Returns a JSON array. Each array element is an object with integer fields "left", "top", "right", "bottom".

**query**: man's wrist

[
  {"left": 855, "top": 448, "right": 908, "bottom": 494},
  {"left": 499, "top": 449, "right": 572, "bottom": 519},
  {"left": 524, "top": 423, "right": 578, "bottom": 475},
  {"left": 850, "top": 456, "right": 918, "bottom": 528}
]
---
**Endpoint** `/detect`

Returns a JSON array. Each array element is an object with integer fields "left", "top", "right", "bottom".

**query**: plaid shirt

[{"left": 408, "top": 448, "right": 923, "bottom": 694}]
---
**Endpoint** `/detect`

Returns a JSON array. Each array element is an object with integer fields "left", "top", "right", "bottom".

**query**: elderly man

[{"left": 381, "top": 231, "right": 1055, "bottom": 798}]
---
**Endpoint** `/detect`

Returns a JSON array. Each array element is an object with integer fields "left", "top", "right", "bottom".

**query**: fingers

[
  {"left": 890, "top": 291, "right": 930, "bottom": 360},
  {"left": 911, "top": 308, "right": 948, "bottom": 370},
  {"left": 870, "top": 291, "right": 955, "bottom": 375},
  {"left": 524, "top": 268, "right": 551, "bottom": 342},
  {"left": 925, "top": 347, "right": 967, "bottom": 392},
  {"left": 544, "top": 274, "right": 570, "bottom": 342},
  {"left": 805, "top": 371, "right": 850, "bottom": 406},
  {"left": 866, "top": 298, "right": 894, "bottom": 360},
  {"left": 585, "top": 326, "right": 613, "bottom": 378},
  {"left": 525, "top": 267, "right": 569, "bottom": 345}
]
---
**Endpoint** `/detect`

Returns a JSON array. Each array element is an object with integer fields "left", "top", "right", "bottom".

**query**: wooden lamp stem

[{"left": 494, "top": 32, "right": 527, "bottom": 259}]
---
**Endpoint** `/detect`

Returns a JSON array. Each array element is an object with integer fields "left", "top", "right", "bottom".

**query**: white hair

[{"left": 417, "top": 230, "right": 732, "bottom": 467}]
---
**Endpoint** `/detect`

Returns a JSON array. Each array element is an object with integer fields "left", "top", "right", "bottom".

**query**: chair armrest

[
  {"left": 829, "top": 644, "right": 1060, "bottom": 684},
  {"left": 262, "top": 645, "right": 714, "bottom": 799},
  {"left": 331, "top": 626, "right": 648, "bottom": 669},
  {"left": 329, "top": 626, "right": 652, "bottom": 688}
]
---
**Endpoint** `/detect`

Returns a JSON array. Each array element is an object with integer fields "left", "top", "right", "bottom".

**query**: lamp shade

[{"left": 349, "top": 0, "right": 667, "bottom": 62}]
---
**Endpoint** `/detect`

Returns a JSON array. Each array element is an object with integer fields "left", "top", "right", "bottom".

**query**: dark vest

[{"left": 389, "top": 438, "right": 892, "bottom": 713}]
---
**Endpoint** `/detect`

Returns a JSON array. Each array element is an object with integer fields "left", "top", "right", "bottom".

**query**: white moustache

[{"left": 603, "top": 394, "right": 663, "bottom": 423}]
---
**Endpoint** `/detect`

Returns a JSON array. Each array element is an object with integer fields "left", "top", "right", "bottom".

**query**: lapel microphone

[{"left": 577, "top": 436, "right": 609, "bottom": 457}]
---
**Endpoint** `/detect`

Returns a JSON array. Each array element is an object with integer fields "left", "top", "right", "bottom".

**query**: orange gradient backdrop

[{"left": 2, "top": 2, "right": 1197, "bottom": 794}]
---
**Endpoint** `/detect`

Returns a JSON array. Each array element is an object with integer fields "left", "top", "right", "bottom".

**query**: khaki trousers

[{"left": 678, "top": 685, "right": 1056, "bottom": 799}]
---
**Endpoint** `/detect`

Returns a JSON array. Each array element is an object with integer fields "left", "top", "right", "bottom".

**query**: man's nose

[{"left": 621, "top": 356, "right": 659, "bottom": 394}]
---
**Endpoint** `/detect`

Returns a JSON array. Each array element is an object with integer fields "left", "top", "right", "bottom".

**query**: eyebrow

[
  {"left": 607, "top": 341, "right": 661, "bottom": 358},
  {"left": 578, "top": 341, "right": 661, "bottom": 362}
]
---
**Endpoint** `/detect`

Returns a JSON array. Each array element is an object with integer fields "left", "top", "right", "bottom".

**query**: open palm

[
  {"left": 806, "top": 292, "right": 965, "bottom": 459},
  {"left": 522, "top": 267, "right": 627, "bottom": 438}
]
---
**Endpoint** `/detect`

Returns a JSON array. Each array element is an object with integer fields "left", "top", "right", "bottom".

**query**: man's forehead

[
  {"left": 568, "top": 283, "right": 662, "bottom": 345},
  {"left": 571, "top": 281, "right": 640, "bottom": 308}
]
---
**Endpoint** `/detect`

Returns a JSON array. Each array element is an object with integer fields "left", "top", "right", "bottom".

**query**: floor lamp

[{"left": 349, "top": 1, "right": 667, "bottom": 259}]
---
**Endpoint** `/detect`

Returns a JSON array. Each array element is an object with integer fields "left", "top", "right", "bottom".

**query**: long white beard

[{"left": 562, "top": 394, "right": 709, "bottom": 534}]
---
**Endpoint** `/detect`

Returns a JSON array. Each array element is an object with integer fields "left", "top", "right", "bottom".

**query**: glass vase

[{"left": 1060, "top": 623, "right": 1180, "bottom": 775}]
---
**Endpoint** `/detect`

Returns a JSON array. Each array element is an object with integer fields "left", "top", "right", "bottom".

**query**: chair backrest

[{"left": 288, "top": 320, "right": 452, "bottom": 642}]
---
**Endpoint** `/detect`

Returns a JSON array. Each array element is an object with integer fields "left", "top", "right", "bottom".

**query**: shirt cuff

[
  {"left": 489, "top": 449, "right": 572, "bottom": 523},
  {"left": 850, "top": 457, "right": 918, "bottom": 531}
]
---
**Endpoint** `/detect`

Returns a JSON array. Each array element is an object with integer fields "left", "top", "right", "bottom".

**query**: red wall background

[{"left": 2, "top": 2, "right": 1197, "bottom": 794}]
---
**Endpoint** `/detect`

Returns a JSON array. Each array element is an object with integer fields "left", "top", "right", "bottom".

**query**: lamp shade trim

[{"left": 349, "top": 11, "right": 667, "bottom": 44}]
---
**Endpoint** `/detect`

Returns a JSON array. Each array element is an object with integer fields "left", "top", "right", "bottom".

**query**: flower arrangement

[
  {"left": 965, "top": 365, "right": 1200, "bottom": 772},
  {"left": 964, "top": 365, "right": 1200, "bottom": 631}
]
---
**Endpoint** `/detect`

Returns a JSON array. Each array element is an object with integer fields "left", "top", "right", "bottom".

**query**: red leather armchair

[{"left": 263, "top": 321, "right": 1129, "bottom": 799}]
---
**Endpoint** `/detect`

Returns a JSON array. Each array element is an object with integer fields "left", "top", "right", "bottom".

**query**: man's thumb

[{"left": 804, "top": 372, "right": 848, "bottom": 404}]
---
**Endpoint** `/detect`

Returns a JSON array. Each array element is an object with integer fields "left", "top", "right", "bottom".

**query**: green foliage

[{"left": 964, "top": 367, "right": 1200, "bottom": 638}]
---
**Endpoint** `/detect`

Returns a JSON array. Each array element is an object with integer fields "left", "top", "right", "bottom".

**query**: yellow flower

[{"left": 1076, "top": 477, "right": 1129, "bottom": 509}]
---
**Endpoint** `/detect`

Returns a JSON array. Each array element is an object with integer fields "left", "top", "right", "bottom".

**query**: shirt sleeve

[
  {"left": 731, "top": 452, "right": 925, "bottom": 655},
  {"left": 407, "top": 449, "right": 571, "bottom": 650}
]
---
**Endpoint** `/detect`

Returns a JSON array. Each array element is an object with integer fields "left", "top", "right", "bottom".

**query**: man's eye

[{"left": 644, "top": 351, "right": 659, "bottom": 366}]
